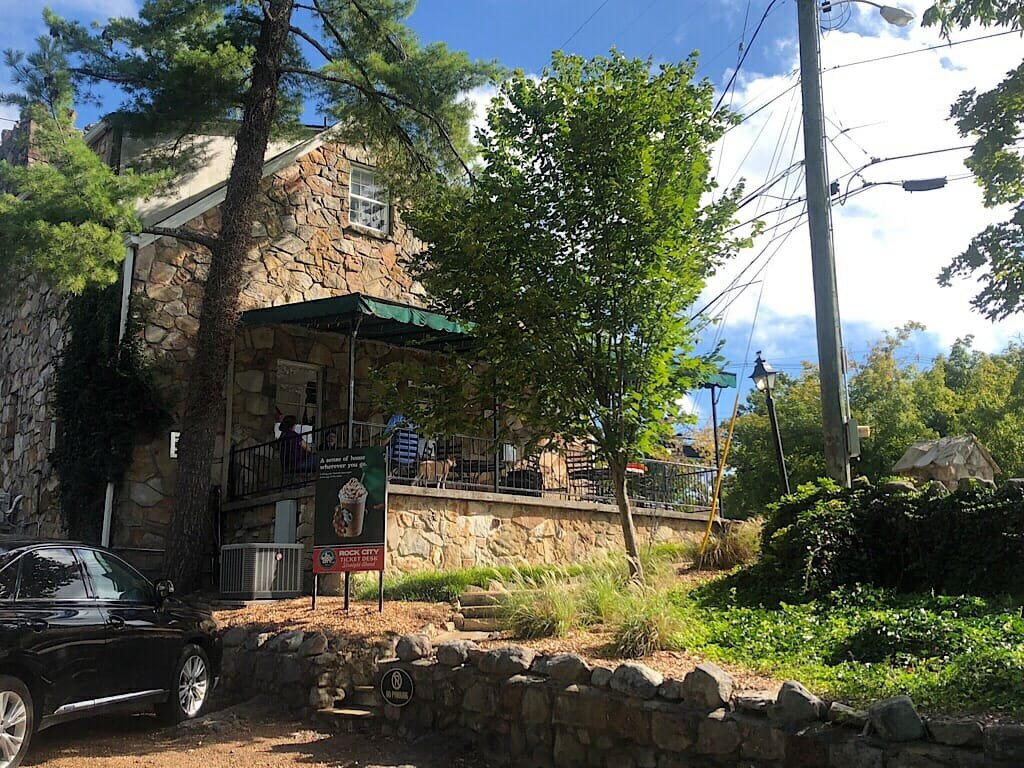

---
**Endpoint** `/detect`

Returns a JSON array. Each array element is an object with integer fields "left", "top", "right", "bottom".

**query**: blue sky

[{"left": 2, "top": 0, "right": 1021, "bottom": 430}]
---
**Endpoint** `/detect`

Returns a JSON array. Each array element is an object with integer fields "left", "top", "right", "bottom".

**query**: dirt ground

[
  {"left": 212, "top": 597, "right": 452, "bottom": 638},
  {"left": 25, "top": 698, "right": 492, "bottom": 768}
]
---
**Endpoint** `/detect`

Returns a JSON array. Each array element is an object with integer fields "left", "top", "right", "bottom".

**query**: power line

[
  {"left": 557, "top": 0, "right": 613, "bottom": 51},
  {"left": 714, "top": 0, "right": 785, "bottom": 113},
  {"left": 823, "top": 29, "right": 1020, "bottom": 73}
]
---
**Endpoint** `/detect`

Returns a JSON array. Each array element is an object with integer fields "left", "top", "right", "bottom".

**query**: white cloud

[
  {"left": 465, "top": 83, "right": 498, "bottom": 145},
  {"left": 705, "top": 14, "right": 1023, "bottom": 354}
]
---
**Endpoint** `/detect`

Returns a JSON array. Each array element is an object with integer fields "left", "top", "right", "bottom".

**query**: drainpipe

[{"left": 101, "top": 241, "right": 137, "bottom": 547}]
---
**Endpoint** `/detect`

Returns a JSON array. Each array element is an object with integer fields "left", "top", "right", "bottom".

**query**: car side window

[
  {"left": 0, "top": 561, "right": 17, "bottom": 600},
  {"left": 78, "top": 549, "right": 153, "bottom": 603},
  {"left": 17, "top": 548, "right": 90, "bottom": 600}
]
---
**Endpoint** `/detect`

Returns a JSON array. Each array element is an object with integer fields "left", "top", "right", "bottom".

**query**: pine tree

[{"left": 5, "top": 0, "right": 496, "bottom": 591}]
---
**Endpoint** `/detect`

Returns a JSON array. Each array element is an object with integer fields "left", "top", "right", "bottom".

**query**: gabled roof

[
  {"left": 135, "top": 126, "right": 333, "bottom": 249},
  {"left": 892, "top": 434, "right": 1001, "bottom": 474}
]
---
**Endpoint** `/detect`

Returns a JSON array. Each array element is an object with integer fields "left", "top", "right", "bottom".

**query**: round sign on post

[{"left": 380, "top": 667, "right": 415, "bottom": 707}]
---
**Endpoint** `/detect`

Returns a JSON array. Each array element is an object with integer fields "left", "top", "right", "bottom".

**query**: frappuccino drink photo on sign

[{"left": 313, "top": 448, "right": 387, "bottom": 573}]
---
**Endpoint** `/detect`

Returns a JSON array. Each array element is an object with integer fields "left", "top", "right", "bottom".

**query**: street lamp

[
  {"left": 750, "top": 352, "right": 791, "bottom": 496},
  {"left": 821, "top": 0, "right": 915, "bottom": 26},
  {"left": 796, "top": 0, "right": 913, "bottom": 488}
]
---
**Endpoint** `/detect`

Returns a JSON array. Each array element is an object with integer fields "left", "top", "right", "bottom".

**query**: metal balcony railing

[{"left": 227, "top": 421, "right": 717, "bottom": 513}]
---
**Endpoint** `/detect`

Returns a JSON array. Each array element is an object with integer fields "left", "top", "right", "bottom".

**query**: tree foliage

[
  {"left": 724, "top": 326, "right": 1024, "bottom": 516},
  {"left": 923, "top": 1, "right": 1024, "bottom": 319},
  {"left": 4, "top": 0, "right": 496, "bottom": 590},
  {"left": 0, "top": 42, "right": 166, "bottom": 294},
  {"left": 392, "top": 51, "right": 747, "bottom": 577}
]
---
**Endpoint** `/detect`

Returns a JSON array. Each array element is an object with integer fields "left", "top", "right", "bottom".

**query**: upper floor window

[{"left": 349, "top": 165, "right": 389, "bottom": 234}]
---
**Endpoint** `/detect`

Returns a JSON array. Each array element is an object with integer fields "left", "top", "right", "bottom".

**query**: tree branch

[
  {"left": 141, "top": 226, "right": 217, "bottom": 250},
  {"left": 288, "top": 25, "right": 334, "bottom": 63},
  {"left": 70, "top": 66, "right": 154, "bottom": 87},
  {"left": 348, "top": 0, "right": 408, "bottom": 62},
  {"left": 280, "top": 65, "right": 474, "bottom": 180}
]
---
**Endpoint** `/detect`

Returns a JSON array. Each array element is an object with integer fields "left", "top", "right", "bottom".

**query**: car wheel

[
  {"left": 156, "top": 644, "right": 211, "bottom": 724},
  {"left": 0, "top": 676, "right": 32, "bottom": 768}
]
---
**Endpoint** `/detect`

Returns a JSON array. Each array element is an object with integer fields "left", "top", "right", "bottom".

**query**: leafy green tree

[
  {"left": 0, "top": 41, "right": 166, "bottom": 293},
  {"left": 847, "top": 323, "right": 937, "bottom": 481},
  {"left": 924, "top": 1, "right": 1024, "bottom": 319},
  {"left": 5, "top": 0, "right": 496, "bottom": 590},
  {"left": 725, "top": 326, "right": 1024, "bottom": 516},
  {"left": 916, "top": 336, "right": 1024, "bottom": 477},
  {"left": 395, "top": 52, "right": 746, "bottom": 579}
]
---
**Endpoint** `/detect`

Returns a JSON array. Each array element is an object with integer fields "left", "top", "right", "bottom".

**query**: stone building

[
  {"left": 1, "top": 118, "right": 716, "bottom": 582},
  {"left": 893, "top": 434, "right": 1001, "bottom": 490}
]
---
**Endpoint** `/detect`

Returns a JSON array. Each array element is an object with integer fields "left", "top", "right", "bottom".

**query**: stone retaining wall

[
  {"left": 220, "top": 626, "right": 1019, "bottom": 768},
  {"left": 222, "top": 485, "right": 711, "bottom": 583}
]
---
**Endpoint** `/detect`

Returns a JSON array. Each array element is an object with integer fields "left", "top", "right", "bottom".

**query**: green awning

[{"left": 240, "top": 293, "right": 473, "bottom": 352}]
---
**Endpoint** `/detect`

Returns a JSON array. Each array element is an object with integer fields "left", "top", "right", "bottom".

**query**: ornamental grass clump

[
  {"left": 501, "top": 568, "right": 586, "bottom": 639},
  {"left": 698, "top": 519, "right": 763, "bottom": 570},
  {"left": 611, "top": 585, "right": 684, "bottom": 658}
]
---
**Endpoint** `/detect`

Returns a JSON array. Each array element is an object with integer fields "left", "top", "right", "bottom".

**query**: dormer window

[{"left": 349, "top": 165, "right": 389, "bottom": 234}]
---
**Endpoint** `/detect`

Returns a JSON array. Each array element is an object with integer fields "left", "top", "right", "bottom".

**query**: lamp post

[
  {"left": 796, "top": 0, "right": 913, "bottom": 488},
  {"left": 750, "top": 352, "right": 790, "bottom": 496}
]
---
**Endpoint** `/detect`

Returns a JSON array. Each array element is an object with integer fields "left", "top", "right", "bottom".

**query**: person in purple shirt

[{"left": 278, "top": 415, "right": 316, "bottom": 473}]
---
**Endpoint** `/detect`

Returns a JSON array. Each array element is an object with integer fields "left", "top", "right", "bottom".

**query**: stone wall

[
  {"left": 0, "top": 279, "right": 66, "bottom": 537},
  {"left": 229, "top": 323, "right": 433, "bottom": 452},
  {"left": 222, "top": 485, "right": 710, "bottom": 585},
  {"left": 219, "top": 627, "right": 1010, "bottom": 767},
  {"left": 113, "top": 138, "right": 427, "bottom": 561},
  {"left": 219, "top": 624, "right": 396, "bottom": 710}
]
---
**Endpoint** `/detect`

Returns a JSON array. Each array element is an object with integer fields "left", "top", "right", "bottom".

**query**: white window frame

[{"left": 348, "top": 164, "right": 390, "bottom": 235}]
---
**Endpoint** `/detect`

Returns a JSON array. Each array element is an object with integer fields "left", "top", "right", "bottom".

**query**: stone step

[
  {"left": 348, "top": 685, "right": 381, "bottom": 707},
  {"left": 461, "top": 617, "right": 506, "bottom": 631},
  {"left": 461, "top": 604, "right": 502, "bottom": 619},
  {"left": 317, "top": 705, "right": 381, "bottom": 721},
  {"left": 459, "top": 591, "right": 504, "bottom": 607}
]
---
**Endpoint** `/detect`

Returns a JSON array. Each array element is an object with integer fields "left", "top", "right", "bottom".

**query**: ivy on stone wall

[{"left": 52, "top": 283, "right": 168, "bottom": 542}]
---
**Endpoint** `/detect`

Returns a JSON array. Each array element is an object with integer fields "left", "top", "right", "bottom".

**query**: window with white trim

[{"left": 349, "top": 165, "right": 389, "bottom": 234}]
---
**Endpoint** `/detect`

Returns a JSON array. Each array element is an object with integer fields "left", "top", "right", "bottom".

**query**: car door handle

[
  {"left": 26, "top": 619, "right": 48, "bottom": 632},
  {"left": 108, "top": 615, "right": 125, "bottom": 630}
]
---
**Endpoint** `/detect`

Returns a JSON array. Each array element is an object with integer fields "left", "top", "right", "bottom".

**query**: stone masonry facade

[
  {"left": 0, "top": 279, "right": 66, "bottom": 537},
  {"left": 115, "top": 139, "right": 429, "bottom": 565}
]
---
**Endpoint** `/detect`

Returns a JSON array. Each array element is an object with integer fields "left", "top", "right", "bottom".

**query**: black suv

[{"left": 0, "top": 538, "right": 221, "bottom": 768}]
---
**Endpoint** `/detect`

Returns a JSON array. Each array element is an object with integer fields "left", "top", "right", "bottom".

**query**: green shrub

[{"left": 746, "top": 478, "right": 1024, "bottom": 601}]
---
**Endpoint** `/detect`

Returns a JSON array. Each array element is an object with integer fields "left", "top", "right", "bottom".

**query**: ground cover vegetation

[
  {"left": 720, "top": 324, "right": 1024, "bottom": 516},
  {"left": 373, "top": 477, "right": 1024, "bottom": 714}
]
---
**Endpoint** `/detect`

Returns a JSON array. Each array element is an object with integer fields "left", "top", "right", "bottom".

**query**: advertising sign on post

[{"left": 312, "top": 447, "right": 387, "bottom": 574}]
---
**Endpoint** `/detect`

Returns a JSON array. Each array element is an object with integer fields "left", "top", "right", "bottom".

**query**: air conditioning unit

[{"left": 220, "top": 543, "right": 304, "bottom": 600}]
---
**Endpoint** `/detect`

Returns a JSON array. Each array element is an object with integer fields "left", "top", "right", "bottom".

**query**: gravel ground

[{"left": 24, "top": 698, "right": 492, "bottom": 768}]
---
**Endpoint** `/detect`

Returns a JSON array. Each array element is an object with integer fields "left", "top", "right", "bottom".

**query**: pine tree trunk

[
  {"left": 163, "top": 0, "right": 295, "bottom": 592},
  {"left": 610, "top": 457, "right": 645, "bottom": 582}
]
